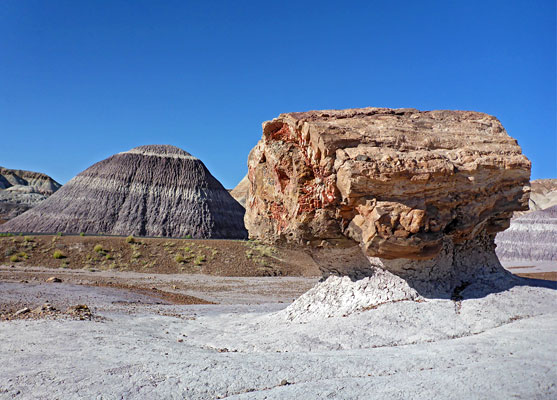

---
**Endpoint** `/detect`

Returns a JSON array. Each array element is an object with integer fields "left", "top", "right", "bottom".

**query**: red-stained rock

[{"left": 245, "top": 107, "right": 531, "bottom": 262}]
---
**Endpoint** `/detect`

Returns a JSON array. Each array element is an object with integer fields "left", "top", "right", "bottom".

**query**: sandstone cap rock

[{"left": 245, "top": 107, "right": 531, "bottom": 261}]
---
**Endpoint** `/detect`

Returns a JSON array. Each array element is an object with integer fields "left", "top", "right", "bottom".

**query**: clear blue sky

[{"left": 1, "top": 0, "right": 555, "bottom": 188}]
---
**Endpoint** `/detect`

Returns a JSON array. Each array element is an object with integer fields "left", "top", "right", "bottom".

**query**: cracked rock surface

[{"left": 245, "top": 107, "right": 530, "bottom": 260}]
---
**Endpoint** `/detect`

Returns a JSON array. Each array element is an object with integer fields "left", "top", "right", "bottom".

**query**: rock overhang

[{"left": 245, "top": 107, "right": 531, "bottom": 261}]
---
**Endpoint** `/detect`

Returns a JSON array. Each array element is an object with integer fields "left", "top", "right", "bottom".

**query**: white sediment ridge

[{"left": 121, "top": 147, "right": 198, "bottom": 160}]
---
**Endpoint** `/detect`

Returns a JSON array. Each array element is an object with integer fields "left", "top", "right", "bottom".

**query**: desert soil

[
  {"left": 0, "top": 234, "right": 320, "bottom": 277},
  {"left": 0, "top": 262, "right": 556, "bottom": 399},
  {"left": 0, "top": 235, "right": 556, "bottom": 399}
]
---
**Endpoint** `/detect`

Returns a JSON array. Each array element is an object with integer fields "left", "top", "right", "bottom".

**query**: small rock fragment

[
  {"left": 14, "top": 307, "right": 30, "bottom": 316},
  {"left": 46, "top": 277, "right": 61, "bottom": 283}
]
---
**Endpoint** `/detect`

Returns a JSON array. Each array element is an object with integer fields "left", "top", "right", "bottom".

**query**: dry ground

[{"left": 0, "top": 234, "right": 320, "bottom": 277}]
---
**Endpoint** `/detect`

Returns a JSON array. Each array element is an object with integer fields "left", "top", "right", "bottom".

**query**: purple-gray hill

[
  {"left": 495, "top": 205, "right": 557, "bottom": 261},
  {"left": 0, "top": 145, "right": 248, "bottom": 239}
]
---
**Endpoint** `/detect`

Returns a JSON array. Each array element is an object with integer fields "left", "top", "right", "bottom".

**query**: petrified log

[{"left": 0, "top": 145, "right": 248, "bottom": 239}]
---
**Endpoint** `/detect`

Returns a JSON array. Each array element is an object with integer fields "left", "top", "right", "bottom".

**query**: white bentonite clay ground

[{"left": 0, "top": 265, "right": 556, "bottom": 399}]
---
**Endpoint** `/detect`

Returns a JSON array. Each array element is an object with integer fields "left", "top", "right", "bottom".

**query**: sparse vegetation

[
  {"left": 105, "top": 253, "right": 113, "bottom": 260},
  {"left": 10, "top": 254, "right": 19, "bottom": 262},
  {"left": 18, "top": 252, "right": 29, "bottom": 259},
  {"left": 53, "top": 250, "right": 64, "bottom": 259},
  {"left": 94, "top": 244, "right": 104, "bottom": 253},
  {"left": 23, "top": 236, "right": 34, "bottom": 243},
  {"left": 194, "top": 254, "right": 206, "bottom": 266},
  {"left": 175, "top": 255, "right": 185, "bottom": 263},
  {"left": 57, "top": 232, "right": 63, "bottom": 237},
  {"left": 126, "top": 235, "right": 135, "bottom": 244},
  {"left": 0, "top": 233, "right": 14, "bottom": 237},
  {"left": 80, "top": 232, "right": 85, "bottom": 236}
]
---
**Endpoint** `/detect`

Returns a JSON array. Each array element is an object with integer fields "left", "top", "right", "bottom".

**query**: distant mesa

[
  {"left": 0, "top": 145, "right": 248, "bottom": 239},
  {"left": 0, "top": 167, "right": 61, "bottom": 224}
]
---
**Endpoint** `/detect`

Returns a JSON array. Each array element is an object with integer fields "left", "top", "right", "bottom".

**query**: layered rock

[
  {"left": 496, "top": 205, "right": 557, "bottom": 261},
  {"left": 246, "top": 108, "right": 531, "bottom": 314},
  {"left": 246, "top": 107, "right": 530, "bottom": 259},
  {"left": 0, "top": 145, "right": 247, "bottom": 238},
  {"left": 0, "top": 167, "right": 61, "bottom": 223}
]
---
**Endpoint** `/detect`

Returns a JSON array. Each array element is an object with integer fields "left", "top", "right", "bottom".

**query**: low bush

[
  {"left": 53, "top": 250, "right": 64, "bottom": 259},
  {"left": 94, "top": 244, "right": 103, "bottom": 253},
  {"left": 126, "top": 235, "right": 135, "bottom": 244},
  {"left": 175, "top": 254, "right": 185, "bottom": 263},
  {"left": 194, "top": 254, "right": 206, "bottom": 265},
  {"left": 10, "top": 254, "right": 18, "bottom": 262}
]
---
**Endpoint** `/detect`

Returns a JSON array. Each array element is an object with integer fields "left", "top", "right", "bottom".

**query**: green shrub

[
  {"left": 57, "top": 232, "right": 63, "bottom": 237},
  {"left": 185, "top": 234, "right": 192, "bottom": 239},
  {"left": 18, "top": 252, "right": 28, "bottom": 259},
  {"left": 175, "top": 255, "right": 185, "bottom": 263},
  {"left": 126, "top": 235, "right": 135, "bottom": 244},
  {"left": 194, "top": 254, "right": 206, "bottom": 265},
  {"left": 80, "top": 232, "right": 85, "bottom": 237},
  {"left": 23, "top": 236, "right": 33, "bottom": 242},
  {"left": 53, "top": 250, "right": 64, "bottom": 259},
  {"left": 10, "top": 255, "right": 18, "bottom": 262},
  {"left": 105, "top": 253, "right": 113, "bottom": 260},
  {"left": 94, "top": 244, "right": 103, "bottom": 253}
]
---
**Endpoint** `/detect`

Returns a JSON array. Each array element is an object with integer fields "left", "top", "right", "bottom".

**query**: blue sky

[{"left": 1, "top": 0, "right": 555, "bottom": 188}]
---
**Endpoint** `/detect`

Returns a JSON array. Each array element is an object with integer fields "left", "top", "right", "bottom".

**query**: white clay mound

[{"left": 279, "top": 269, "right": 420, "bottom": 321}]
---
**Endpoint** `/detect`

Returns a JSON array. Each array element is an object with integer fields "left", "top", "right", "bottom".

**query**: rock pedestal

[{"left": 245, "top": 108, "right": 531, "bottom": 316}]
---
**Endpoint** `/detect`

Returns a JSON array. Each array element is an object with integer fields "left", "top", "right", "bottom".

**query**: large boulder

[
  {"left": 246, "top": 107, "right": 530, "bottom": 258},
  {"left": 0, "top": 145, "right": 248, "bottom": 239},
  {"left": 245, "top": 108, "right": 531, "bottom": 315}
]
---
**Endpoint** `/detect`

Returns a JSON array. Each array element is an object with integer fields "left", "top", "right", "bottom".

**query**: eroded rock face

[
  {"left": 245, "top": 108, "right": 531, "bottom": 261},
  {"left": 0, "top": 145, "right": 247, "bottom": 238},
  {"left": 0, "top": 167, "right": 61, "bottom": 223}
]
